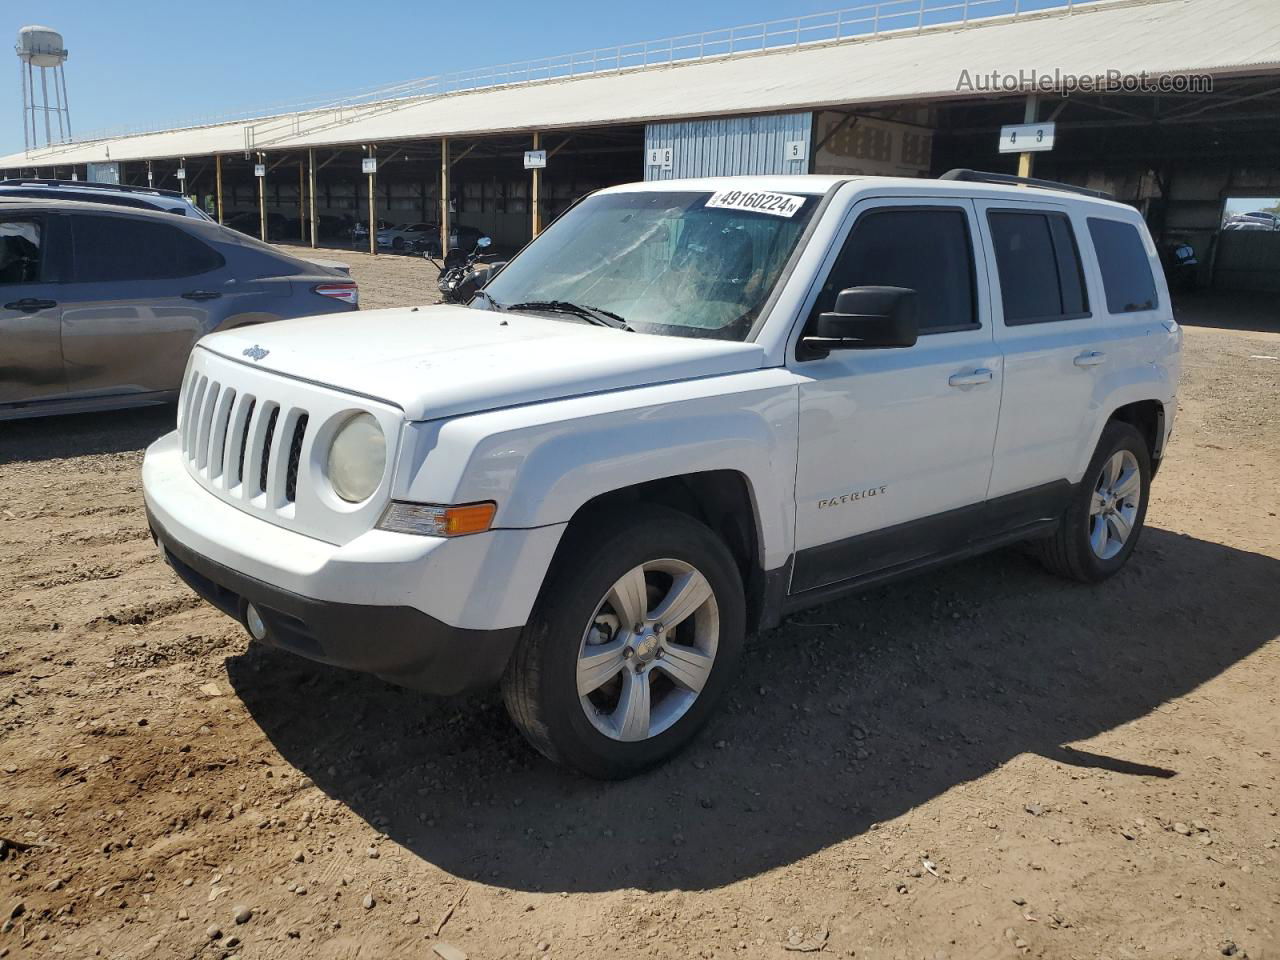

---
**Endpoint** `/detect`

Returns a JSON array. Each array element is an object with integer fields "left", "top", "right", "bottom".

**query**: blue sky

[{"left": 3, "top": 0, "right": 850, "bottom": 155}]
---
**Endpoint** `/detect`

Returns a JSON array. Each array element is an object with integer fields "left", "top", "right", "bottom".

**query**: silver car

[{"left": 1, "top": 197, "right": 359, "bottom": 420}]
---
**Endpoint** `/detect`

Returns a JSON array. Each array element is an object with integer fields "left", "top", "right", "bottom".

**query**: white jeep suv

[{"left": 142, "top": 171, "right": 1181, "bottom": 778}]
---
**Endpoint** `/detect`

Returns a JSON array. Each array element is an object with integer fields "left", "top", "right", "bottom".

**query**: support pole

[
  {"left": 39, "top": 67, "right": 51, "bottom": 147},
  {"left": 367, "top": 145, "right": 377, "bottom": 255},
  {"left": 215, "top": 154, "right": 224, "bottom": 224},
  {"left": 298, "top": 161, "right": 306, "bottom": 242},
  {"left": 531, "top": 131, "right": 542, "bottom": 239},
  {"left": 27, "top": 64, "right": 37, "bottom": 151},
  {"left": 257, "top": 153, "right": 267, "bottom": 242},
  {"left": 59, "top": 65, "right": 71, "bottom": 140},
  {"left": 1018, "top": 94, "right": 1039, "bottom": 179},
  {"left": 147, "top": 160, "right": 153, "bottom": 186},
  {"left": 440, "top": 137, "right": 450, "bottom": 259},
  {"left": 308, "top": 149, "right": 317, "bottom": 248}
]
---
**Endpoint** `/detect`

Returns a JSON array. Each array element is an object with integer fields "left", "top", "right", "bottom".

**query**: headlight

[{"left": 326, "top": 413, "right": 385, "bottom": 503}]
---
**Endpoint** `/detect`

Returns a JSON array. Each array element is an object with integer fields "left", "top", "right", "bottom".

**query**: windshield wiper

[{"left": 506, "top": 300, "right": 633, "bottom": 332}]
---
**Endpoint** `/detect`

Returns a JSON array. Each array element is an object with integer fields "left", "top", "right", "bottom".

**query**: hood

[{"left": 199, "top": 304, "right": 766, "bottom": 421}]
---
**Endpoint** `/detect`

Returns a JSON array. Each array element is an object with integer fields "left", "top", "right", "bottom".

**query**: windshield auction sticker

[{"left": 704, "top": 189, "right": 806, "bottom": 218}]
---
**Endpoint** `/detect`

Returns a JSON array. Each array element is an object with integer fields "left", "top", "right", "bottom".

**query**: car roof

[{"left": 598, "top": 174, "right": 1137, "bottom": 215}]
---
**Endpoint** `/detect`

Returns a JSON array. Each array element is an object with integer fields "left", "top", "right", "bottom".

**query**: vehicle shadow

[
  {"left": 0, "top": 404, "right": 175, "bottom": 466},
  {"left": 1174, "top": 291, "right": 1280, "bottom": 335},
  {"left": 225, "top": 526, "right": 1279, "bottom": 893}
]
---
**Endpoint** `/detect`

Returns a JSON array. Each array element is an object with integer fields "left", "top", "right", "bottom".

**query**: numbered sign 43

[{"left": 999, "top": 122, "right": 1056, "bottom": 154}]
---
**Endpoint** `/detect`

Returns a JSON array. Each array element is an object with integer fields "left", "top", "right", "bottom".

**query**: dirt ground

[{"left": 1, "top": 252, "right": 1278, "bottom": 960}]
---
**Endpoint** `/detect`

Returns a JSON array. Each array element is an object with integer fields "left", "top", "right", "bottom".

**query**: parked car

[
  {"left": 0, "top": 178, "right": 211, "bottom": 220},
  {"left": 376, "top": 222, "right": 436, "bottom": 250},
  {"left": 0, "top": 197, "right": 358, "bottom": 420},
  {"left": 317, "top": 214, "right": 353, "bottom": 241},
  {"left": 351, "top": 219, "right": 393, "bottom": 246},
  {"left": 143, "top": 172, "right": 1180, "bottom": 778},
  {"left": 223, "top": 210, "right": 295, "bottom": 241},
  {"left": 413, "top": 223, "right": 485, "bottom": 258}
]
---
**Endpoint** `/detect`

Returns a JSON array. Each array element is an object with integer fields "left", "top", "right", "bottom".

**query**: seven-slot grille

[{"left": 180, "top": 371, "right": 310, "bottom": 508}]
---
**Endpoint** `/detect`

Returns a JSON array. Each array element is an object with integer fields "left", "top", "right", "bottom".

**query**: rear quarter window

[
  {"left": 1087, "top": 217, "right": 1159, "bottom": 313},
  {"left": 72, "top": 214, "right": 224, "bottom": 282}
]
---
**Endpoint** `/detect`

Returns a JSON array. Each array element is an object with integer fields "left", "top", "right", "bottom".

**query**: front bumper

[
  {"left": 142, "top": 431, "right": 564, "bottom": 694},
  {"left": 149, "top": 508, "right": 519, "bottom": 694}
]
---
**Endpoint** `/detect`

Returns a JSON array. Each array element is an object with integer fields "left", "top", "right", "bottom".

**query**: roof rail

[
  {"left": 0, "top": 178, "right": 187, "bottom": 199},
  {"left": 939, "top": 168, "right": 1114, "bottom": 201}
]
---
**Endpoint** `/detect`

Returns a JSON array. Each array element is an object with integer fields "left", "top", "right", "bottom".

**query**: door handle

[
  {"left": 948, "top": 368, "right": 993, "bottom": 387},
  {"left": 182, "top": 290, "right": 222, "bottom": 301},
  {"left": 4, "top": 298, "right": 57, "bottom": 313},
  {"left": 1074, "top": 351, "right": 1107, "bottom": 367}
]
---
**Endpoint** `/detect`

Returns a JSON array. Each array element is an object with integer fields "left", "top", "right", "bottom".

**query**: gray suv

[{"left": 1, "top": 198, "right": 359, "bottom": 420}]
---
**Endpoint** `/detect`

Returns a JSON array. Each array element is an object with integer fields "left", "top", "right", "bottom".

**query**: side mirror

[
  {"left": 802, "top": 286, "right": 918, "bottom": 356},
  {"left": 476, "top": 236, "right": 492, "bottom": 249}
]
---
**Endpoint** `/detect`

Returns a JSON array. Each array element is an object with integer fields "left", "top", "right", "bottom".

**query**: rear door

[
  {"left": 0, "top": 211, "right": 68, "bottom": 406},
  {"left": 58, "top": 212, "right": 228, "bottom": 399},
  {"left": 974, "top": 200, "right": 1136, "bottom": 501}
]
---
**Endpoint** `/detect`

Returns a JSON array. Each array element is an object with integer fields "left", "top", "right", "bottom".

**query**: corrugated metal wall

[{"left": 644, "top": 112, "right": 813, "bottom": 181}]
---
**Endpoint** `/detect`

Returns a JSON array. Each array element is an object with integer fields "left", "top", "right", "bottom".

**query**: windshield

[{"left": 482, "top": 189, "right": 819, "bottom": 341}]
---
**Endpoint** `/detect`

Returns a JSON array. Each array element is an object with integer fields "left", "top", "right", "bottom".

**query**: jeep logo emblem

[{"left": 242, "top": 345, "right": 269, "bottom": 362}]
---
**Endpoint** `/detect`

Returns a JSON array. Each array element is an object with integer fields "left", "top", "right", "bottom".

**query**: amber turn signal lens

[{"left": 377, "top": 501, "right": 497, "bottom": 537}]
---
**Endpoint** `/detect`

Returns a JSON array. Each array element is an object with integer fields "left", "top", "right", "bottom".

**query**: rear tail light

[{"left": 314, "top": 282, "right": 358, "bottom": 306}]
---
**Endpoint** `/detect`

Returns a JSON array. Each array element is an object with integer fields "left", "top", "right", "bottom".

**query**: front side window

[
  {"left": 1087, "top": 217, "right": 1158, "bottom": 313},
  {"left": 482, "top": 189, "right": 820, "bottom": 341},
  {"left": 71, "top": 215, "right": 225, "bottom": 283},
  {"left": 988, "top": 211, "right": 1089, "bottom": 324},
  {"left": 812, "top": 207, "right": 977, "bottom": 333},
  {"left": 0, "top": 219, "right": 42, "bottom": 284}
]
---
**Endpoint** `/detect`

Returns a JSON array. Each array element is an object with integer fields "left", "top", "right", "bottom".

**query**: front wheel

[
  {"left": 1035, "top": 420, "right": 1152, "bottom": 582},
  {"left": 502, "top": 506, "right": 745, "bottom": 779}
]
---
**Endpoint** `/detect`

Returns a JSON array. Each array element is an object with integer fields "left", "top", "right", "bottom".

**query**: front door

[
  {"left": 0, "top": 212, "right": 67, "bottom": 406},
  {"left": 791, "top": 198, "right": 1002, "bottom": 594}
]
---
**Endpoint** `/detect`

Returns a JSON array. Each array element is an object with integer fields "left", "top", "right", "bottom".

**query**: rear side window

[
  {"left": 1087, "top": 217, "right": 1158, "bottom": 313},
  {"left": 71, "top": 214, "right": 224, "bottom": 283},
  {"left": 814, "top": 208, "right": 977, "bottom": 333},
  {"left": 988, "top": 211, "right": 1088, "bottom": 324}
]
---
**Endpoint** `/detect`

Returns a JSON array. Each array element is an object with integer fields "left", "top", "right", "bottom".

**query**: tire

[
  {"left": 1035, "top": 420, "right": 1152, "bottom": 583},
  {"left": 392, "top": 237, "right": 404, "bottom": 250},
  {"left": 502, "top": 505, "right": 745, "bottom": 779}
]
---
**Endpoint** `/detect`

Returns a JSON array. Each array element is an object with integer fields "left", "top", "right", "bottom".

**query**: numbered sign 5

[
  {"left": 999, "top": 122, "right": 1057, "bottom": 154},
  {"left": 784, "top": 140, "right": 808, "bottom": 163}
]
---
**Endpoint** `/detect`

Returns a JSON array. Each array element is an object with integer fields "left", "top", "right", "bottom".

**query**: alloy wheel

[
  {"left": 1088, "top": 449, "right": 1142, "bottom": 560},
  {"left": 576, "top": 558, "right": 720, "bottom": 742}
]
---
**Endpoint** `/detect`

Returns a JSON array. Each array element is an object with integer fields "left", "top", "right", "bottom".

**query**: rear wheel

[
  {"left": 502, "top": 506, "right": 745, "bottom": 779},
  {"left": 1035, "top": 420, "right": 1151, "bottom": 582},
  {"left": 392, "top": 237, "right": 405, "bottom": 250}
]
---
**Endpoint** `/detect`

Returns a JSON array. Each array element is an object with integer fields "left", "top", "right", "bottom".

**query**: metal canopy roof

[{"left": 4, "top": 0, "right": 1277, "bottom": 168}]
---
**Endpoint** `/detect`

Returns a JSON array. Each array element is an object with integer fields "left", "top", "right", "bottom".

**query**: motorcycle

[
  {"left": 1158, "top": 235, "right": 1199, "bottom": 294},
  {"left": 434, "top": 235, "right": 496, "bottom": 304}
]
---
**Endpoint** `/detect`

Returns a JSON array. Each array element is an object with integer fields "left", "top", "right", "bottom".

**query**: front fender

[{"left": 395, "top": 370, "right": 801, "bottom": 570}]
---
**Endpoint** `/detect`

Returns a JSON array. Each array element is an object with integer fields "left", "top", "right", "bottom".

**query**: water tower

[{"left": 16, "top": 25, "right": 71, "bottom": 152}]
